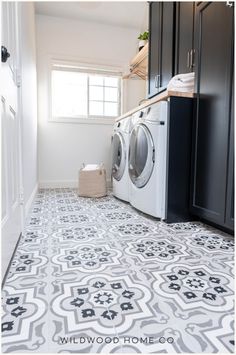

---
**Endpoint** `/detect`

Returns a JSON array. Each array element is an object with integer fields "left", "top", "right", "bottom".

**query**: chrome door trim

[
  {"left": 112, "top": 132, "right": 126, "bottom": 181},
  {"left": 129, "top": 123, "right": 155, "bottom": 188}
]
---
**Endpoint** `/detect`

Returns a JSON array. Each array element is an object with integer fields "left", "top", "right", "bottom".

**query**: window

[{"left": 51, "top": 63, "right": 121, "bottom": 122}]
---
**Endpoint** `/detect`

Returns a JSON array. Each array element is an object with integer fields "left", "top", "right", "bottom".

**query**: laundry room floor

[{"left": 1, "top": 189, "right": 234, "bottom": 353}]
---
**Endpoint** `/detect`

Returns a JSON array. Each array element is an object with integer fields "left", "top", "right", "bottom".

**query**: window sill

[{"left": 49, "top": 117, "right": 116, "bottom": 125}]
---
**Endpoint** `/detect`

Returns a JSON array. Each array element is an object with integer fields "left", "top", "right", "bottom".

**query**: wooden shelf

[{"left": 123, "top": 43, "right": 148, "bottom": 80}]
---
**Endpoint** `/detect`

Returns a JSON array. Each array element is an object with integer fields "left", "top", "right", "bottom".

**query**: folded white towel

[
  {"left": 167, "top": 72, "right": 195, "bottom": 92},
  {"left": 82, "top": 164, "right": 101, "bottom": 171},
  {"left": 173, "top": 72, "right": 195, "bottom": 83},
  {"left": 168, "top": 80, "right": 194, "bottom": 88}
]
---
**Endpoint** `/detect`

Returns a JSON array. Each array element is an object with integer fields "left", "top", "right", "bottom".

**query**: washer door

[
  {"left": 112, "top": 132, "right": 126, "bottom": 181},
  {"left": 129, "top": 124, "right": 155, "bottom": 188}
]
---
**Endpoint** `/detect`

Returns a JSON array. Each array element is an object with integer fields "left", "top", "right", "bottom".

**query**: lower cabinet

[{"left": 190, "top": 2, "right": 234, "bottom": 232}]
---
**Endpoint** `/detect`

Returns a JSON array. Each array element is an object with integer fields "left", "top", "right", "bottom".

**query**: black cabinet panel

[
  {"left": 175, "top": 2, "right": 195, "bottom": 74},
  {"left": 191, "top": 2, "right": 234, "bottom": 230},
  {"left": 166, "top": 97, "right": 193, "bottom": 223},
  {"left": 225, "top": 80, "right": 234, "bottom": 230}
]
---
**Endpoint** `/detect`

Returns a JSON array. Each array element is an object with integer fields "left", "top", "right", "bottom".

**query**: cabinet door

[
  {"left": 191, "top": 2, "right": 234, "bottom": 227},
  {"left": 159, "top": 2, "right": 175, "bottom": 90},
  {"left": 175, "top": 2, "right": 195, "bottom": 74},
  {"left": 225, "top": 80, "right": 234, "bottom": 230},
  {"left": 148, "top": 2, "right": 175, "bottom": 98},
  {"left": 148, "top": 2, "right": 161, "bottom": 98}
]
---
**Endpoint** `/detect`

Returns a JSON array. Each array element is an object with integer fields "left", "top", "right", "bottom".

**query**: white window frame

[{"left": 49, "top": 59, "right": 123, "bottom": 125}]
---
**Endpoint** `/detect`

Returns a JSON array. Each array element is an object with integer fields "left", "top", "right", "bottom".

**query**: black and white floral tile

[{"left": 1, "top": 188, "right": 234, "bottom": 353}]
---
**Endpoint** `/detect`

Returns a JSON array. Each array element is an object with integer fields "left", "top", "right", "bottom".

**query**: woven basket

[{"left": 78, "top": 164, "right": 107, "bottom": 198}]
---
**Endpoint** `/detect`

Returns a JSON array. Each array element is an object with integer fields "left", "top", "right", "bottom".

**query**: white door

[{"left": 1, "top": 2, "right": 23, "bottom": 278}]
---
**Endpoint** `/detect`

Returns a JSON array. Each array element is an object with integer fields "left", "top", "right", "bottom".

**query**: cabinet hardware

[
  {"left": 187, "top": 51, "right": 190, "bottom": 69},
  {"left": 154, "top": 75, "right": 158, "bottom": 88},
  {"left": 190, "top": 49, "right": 195, "bottom": 68},
  {"left": 154, "top": 74, "right": 160, "bottom": 88}
]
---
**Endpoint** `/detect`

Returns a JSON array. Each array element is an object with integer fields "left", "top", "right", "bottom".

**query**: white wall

[
  {"left": 20, "top": 2, "right": 38, "bottom": 214},
  {"left": 36, "top": 14, "right": 146, "bottom": 187}
]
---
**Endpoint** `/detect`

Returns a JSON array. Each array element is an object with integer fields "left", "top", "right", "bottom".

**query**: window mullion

[
  {"left": 118, "top": 78, "right": 121, "bottom": 116},
  {"left": 103, "top": 78, "right": 105, "bottom": 116},
  {"left": 87, "top": 75, "right": 90, "bottom": 118}
]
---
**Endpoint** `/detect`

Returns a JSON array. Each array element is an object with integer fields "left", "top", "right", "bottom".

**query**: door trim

[
  {"left": 129, "top": 123, "right": 155, "bottom": 188},
  {"left": 112, "top": 132, "right": 126, "bottom": 181}
]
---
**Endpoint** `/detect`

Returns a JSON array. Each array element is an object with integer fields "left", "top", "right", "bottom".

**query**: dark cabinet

[
  {"left": 191, "top": 2, "right": 234, "bottom": 232},
  {"left": 148, "top": 2, "right": 175, "bottom": 98},
  {"left": 225, "top": 81, "right": 234, "bottom": 230},
  {"left": 175, "top": 2, "right": 195, "bottom": 74},
  {"left": 148, "top": 2, "right": 161, "bottom": 98}
]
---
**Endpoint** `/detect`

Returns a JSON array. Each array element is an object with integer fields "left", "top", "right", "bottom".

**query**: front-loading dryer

[
  {"left": 128, "top": 101, "right": 168, "bottom": 218},
  {"left": 112, "top": 116, "right": 131, "bottom": 202}
]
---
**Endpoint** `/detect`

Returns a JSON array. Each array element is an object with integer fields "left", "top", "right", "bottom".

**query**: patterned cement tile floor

[{"left": 1, "top": 188, "right": 234, "bottom": 353}]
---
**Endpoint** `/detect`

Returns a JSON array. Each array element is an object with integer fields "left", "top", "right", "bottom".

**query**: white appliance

[
  {"left": 128, "top": 101, "right": 168, "bottom": 218},
  {"left": 112, "top": 116, "right": 131, "bottom": 202}
]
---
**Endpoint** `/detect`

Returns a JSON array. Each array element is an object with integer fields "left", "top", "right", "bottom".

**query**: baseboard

[
  {"left": 2, "top": 232, "right": 22, "bottom": 288},
  {"left": 24, "top": 183, "right": 38, "bottom": 217},
  {"left": 39, "top": 180, "right": 112, "bottom": 189},
  {"left": 39, "top": 180, "right": 78, "bottom": 188}
]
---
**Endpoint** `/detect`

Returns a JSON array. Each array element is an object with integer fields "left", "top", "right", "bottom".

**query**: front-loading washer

[
  {"left": 112, "top": 116, "right": 131, "bottom": 202},
  {"left": 128, "top": 101, "right": 168, "bottom": 218}
]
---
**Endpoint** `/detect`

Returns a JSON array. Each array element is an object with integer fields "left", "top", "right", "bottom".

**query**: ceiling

[{"left": 35, "top": 1, "right": 148, "bottom": 30}]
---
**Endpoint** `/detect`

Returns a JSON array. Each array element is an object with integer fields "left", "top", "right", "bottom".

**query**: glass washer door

[
  {"left": 129, "top": 123, "right": 155, "bottom": 188},
  {"left": 112, "top": 132, "right": 126, "bottom": 181}
]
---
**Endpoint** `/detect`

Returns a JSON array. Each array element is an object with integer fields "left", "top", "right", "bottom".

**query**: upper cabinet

[
  {"left": 191, "top": 2, "right": 234, "bottom": 231},
  {"left": 148, "top": 2, "right": 175, "bottom": 98},
  {"left": 175, "top": 2, "right": 195, "bottom": 74}
]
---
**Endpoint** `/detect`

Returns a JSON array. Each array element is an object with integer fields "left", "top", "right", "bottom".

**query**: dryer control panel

[
  {"left": 114, "top": 116, "right": 131, "bottom": 134},
  {"left": 145, "top": 101, "right": 168, "bottom": 123},
  {"left": 130, "top": 101, "right": 168, "bottom": 130}
]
